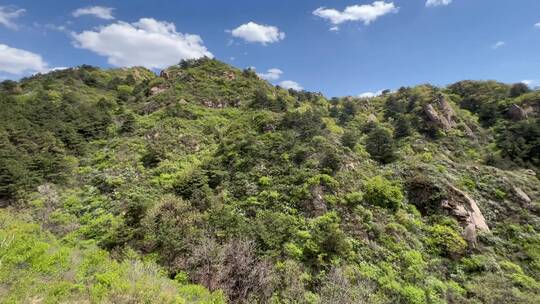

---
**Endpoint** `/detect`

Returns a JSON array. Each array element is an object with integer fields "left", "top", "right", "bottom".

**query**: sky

[{"left": 1, "top": 0, "right": 540, "bottom": 97}]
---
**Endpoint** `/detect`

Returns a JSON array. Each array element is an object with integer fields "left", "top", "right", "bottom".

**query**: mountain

[{"left": 1, "top": 58, "right": 539, "bottom": 304}]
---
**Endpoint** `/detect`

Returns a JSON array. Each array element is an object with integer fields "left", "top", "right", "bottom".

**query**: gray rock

[
  {"left": 508, "top": 104, "right": 528, "bottom": 121},
  {"left": 513, "top": 186, "right": 531, "bottom": 204}
]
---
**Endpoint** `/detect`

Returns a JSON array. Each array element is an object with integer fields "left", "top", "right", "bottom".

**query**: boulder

[
  {"left": 508, "top": 104, "right": 528, "bottom": 121},
  {"left": 160, "top": 70, "right": 171, "bottom": 79}
]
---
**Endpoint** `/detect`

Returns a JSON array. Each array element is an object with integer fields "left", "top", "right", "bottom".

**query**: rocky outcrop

[
  {"left": 424, "top": 104, "right": 452, "bottom": 131},
  {"left": 513, "top": 186, "right": 531, "bottom": 204},
  {"left": 438, "top": 95, "right": 457, "bottom": 128},
  {"left": 423, "top": 95, "right": 476, "bottom": 139},
  {"left": 306, "top": 185, "right": 327, "bottom": 217},
  {"left": 159, "top": 69, "right": 193, "bottom": 82},
  {"left": 223, "top": 71, "right": 236, "bottom": 81},
  {"left": 441, "top": 184, "right": 489, "bottom": 245},
  {"left": 508, "top": 104, "right": 528, "bottom": 121},
  {"left": 160, "top": 70, "right": 171, "bottom": 80},
  {"left": 149, "top": 85, "right": 167, "bottom": 96},
  {"left": 462, "top": 123, "right": 477, "bottom": 140}
]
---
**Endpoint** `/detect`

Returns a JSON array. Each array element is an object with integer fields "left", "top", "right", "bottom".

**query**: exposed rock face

[
  {"left": 160, "top": 70, "right": 171, "bottom": 79},
  {"left": 424, "top": 104, "right": 452, "bottom": 131},
  {"left": 223, "top": 71, "right": 236, "bottom": 81},
  {"left": 463, "top": 123, "right": 477, "bottom": 140},
  {"left": 423, "top": 95, "right": 476, "bottom": 138},
  {"left": 441, "top": 184, "right": 489, "bottom": 244},
  {"left": 149, "top": 86, "right": 167, "bottom": 96},
  {"left": 438, "top": 95, "right": 457, "bottom": 128},
  {"left": 306, "top": 185, "right": 327, "bottom": 217},
  {"left": 508, "top": 104, "right": 528, "bottom": 121},
  {"left": 159, "top": 70, "right": 192, "bottom": 81},
  {"left": 513, "top": 186, "right": 532, "bottom": 204}
]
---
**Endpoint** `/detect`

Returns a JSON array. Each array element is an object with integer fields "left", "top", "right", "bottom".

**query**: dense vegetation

[{"left": 1, "top": 58, "right": 539, "bottom": 303}]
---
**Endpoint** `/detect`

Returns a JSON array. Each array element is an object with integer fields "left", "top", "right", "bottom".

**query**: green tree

[
  {"left": 394, "top": 115, "right": 412, "bottom": 139},
  {"left": 366, "top": 126, "right": 396, "bottom": 164},
  {"left": 510, "top": 82, "right": 531, "bottom": 98}
]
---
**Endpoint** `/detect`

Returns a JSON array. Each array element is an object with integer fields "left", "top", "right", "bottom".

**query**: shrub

[
  {"left": 364, "top": 176, "right": 403, "bottom": 211},
  {"left": 344, "top": 192, "right": 364, "bottom": 206},
  {"left": 427, "top": 224, "right": 467, "bottom": 257}
]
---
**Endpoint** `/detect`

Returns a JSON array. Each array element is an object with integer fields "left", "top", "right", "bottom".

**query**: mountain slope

[{"left": 0, "top": 58, "right": 539, "bottom": 303}]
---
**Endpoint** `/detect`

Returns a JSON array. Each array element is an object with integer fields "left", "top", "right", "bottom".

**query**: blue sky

[{"left": 1, "top": 0, "right": 539, "bottom": 97}]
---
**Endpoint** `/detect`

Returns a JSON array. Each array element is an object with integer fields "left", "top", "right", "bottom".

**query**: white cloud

[
  {"left": 492, "top": 41, "right": 505, "bottom": 49},
  {"left": 72, "top": 6, "right": 115, "bottom": 20},
  {"left": 230, "top": 22, "right": 285, "bottom": 45},
  {"left": 313, "top": 1, "right": 397, "bottom": 29},
  {"left": 0, "top": 44, "right": 48, "bottom": 74},
  {"left": 0, "top": 6, "right": 25, "bottom": 29},
  {"left": 279, "top": 80, "right": 303, "bottom": 91},
  {"left": 72, "top": 18, "right": 212, "bottom": 69},
  {"left": 358, "top": 90, "right": 383, "bottom": 98},
  {"left": 535, "top": 23, "right": 540, "bottom": 28},
  {"left": 48, "top": 66, "right": 69, "bottom": 72},
  {"left": 521, "top": 80, "right": 534, "bottom": 86},
  {"left": 258, "top": 68, "right": 283, "bottom": 81},
  {"left": 426, "top": 0, "right": 452, "bottom": 7}
]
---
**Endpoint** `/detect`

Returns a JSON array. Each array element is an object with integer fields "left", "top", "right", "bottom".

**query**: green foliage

[
  {"left": 363, "top": 176, "right": 403, "bottom": 211},
  {"left": 497, "top": 118, "right": 540, "bottom": 169},
  {"left": 303, "top": 212, "right": 352, "bottom": 267},
  {"left": 394, "top": 115, "right": 413, "bottom": 138},
  {"left": 366, "top": 126, "right": 396, "bottom": 164},
  {"left": 0, "top": 209, "right": 224, "bottom": 303},
  {"left": 426, "top": 224, "right": 467, "bottom": 257},
  {"left": 1, "top": 60, "right": 540, "bottom": 303}
]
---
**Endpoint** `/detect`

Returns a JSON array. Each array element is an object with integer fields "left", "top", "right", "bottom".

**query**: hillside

[{"left": 1, "top": 58, "right": 539, "bottom": 304}]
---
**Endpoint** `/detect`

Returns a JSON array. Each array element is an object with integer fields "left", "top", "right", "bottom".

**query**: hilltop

[{"left": 1, "top": 58, "right": 539, "bottom": 303}]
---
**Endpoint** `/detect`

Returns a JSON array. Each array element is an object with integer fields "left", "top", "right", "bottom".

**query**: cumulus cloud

[
  {"left": 426, "top": 0, "right": 452, "bottom": 7},
  {"left": 279, "top": 80, "right": 303, "bottom": 91},
  {"left": 358, "top": 90, "right": 383, "bottom": 98},
  {"left": 0, "top": 44, "right": 48, "bottom": 74},
  {"left": 313, "top": 1, "right": 397, "bottom": 29},
  {"left": 258, "top": 68, "right": 283, "bottom": 81},
  {"left": 230, "top": 22, "right": 285, "bottom": 45},
  {"left": 492, "top": 41, "right": 505, "bottom": 49},
  {"left": 0, "top": 6, "right": 25, "bottom": 29},
  {"left": 72, "top": 18, "right": 212, "bottom": 69},
  {"left": 72, "top": 6, "right": 115, "bottom": 20},
  {"left": 535, "top": 22, "right": 540, "bottom": 28}
]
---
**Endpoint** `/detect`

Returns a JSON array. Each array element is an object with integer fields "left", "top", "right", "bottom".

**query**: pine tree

[{"left": 366, "top": 126, "right": 396, "bottom": 164}]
